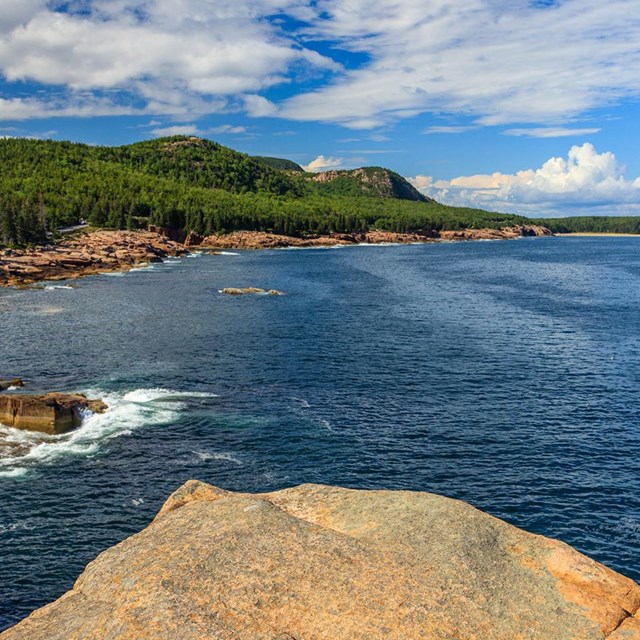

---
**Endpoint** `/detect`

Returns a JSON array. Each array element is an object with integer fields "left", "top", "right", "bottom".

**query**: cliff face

[{"left": 3, "top": 482, "right": 638, "bottom": 640}]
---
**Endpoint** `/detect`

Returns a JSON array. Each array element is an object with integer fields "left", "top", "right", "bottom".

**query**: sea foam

[{"left": 0, "top": 387, "right": 217, "bottom": 478}]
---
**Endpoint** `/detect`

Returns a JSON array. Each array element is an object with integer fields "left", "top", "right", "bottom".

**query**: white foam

[
  {"left": 187, "top": 252, "right": 204, "bottom": 258},
  {"left": 291, "top": 397, "right": 310, "bottom": 409},
  {"left": 44, "top": 284, "right": 73, "bottom": 290},
  {"left": 193, "top": 450, "right": 243, "bottom": 465},
  {"left": 128, "top": 263, "right": 156, "bottom": 272},
  {"left": 0, "top": 387, "right": 216, "bottom": 478},
  {"left": 320, "top": 419, "right": 334, "bottom": 432},
  {"left": 217, "top": 251, "right": 240, "bottom": 256}
]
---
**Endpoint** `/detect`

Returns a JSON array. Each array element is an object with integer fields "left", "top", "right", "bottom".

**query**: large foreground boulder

[
  {"left": 2, "top": 481, "right": 638, "bottom": 640},
  {"left": 0, "top": 393, "right": 107, "bottom": 435}
]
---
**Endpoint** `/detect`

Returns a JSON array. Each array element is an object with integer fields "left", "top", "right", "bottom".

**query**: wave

[
  {"left": 217, "top": 251, "right": 240, "bottom": 256},
  {"left": 193, "top": 450, "right": 243, "bottom": 465},
  {"left": 0, "top": 387, "right": 218, "bottom": 479},
  {"left": 128, "top": 264, "right": 157, "bottom": 272},
  {"left": 44, "top": 284, "right": 74, "bottom": 290}
]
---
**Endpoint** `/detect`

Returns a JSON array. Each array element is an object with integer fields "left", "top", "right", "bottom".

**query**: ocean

[{"left": 1, "top": 236, "right": 639, "bottom": 629}]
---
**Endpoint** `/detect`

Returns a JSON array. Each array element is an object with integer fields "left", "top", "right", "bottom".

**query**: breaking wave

[{"left": 0, "top": 387, "right": 218, "bottom": 478}]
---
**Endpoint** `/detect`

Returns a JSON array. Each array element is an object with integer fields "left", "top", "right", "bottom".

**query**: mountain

[
  {"left": 0, "top": 136, "right": 531, "bottom": 246},
  {"left": 308, "top": 167, "right": 431, "bottom": 202},
  {"left": 252, "top": 156, "right": 305, "bottom": 172}
]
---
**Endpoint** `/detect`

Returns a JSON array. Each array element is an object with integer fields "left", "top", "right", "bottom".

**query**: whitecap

[
  {"left": 193, "top": 450, "right": 243, "bottom": 465},
  {"left": 320, "top": 419, "right": 334, "bottom": 432},
  {"left": 217, "top": 251, "right": 240, "bottom": 256},
  {"left": 44, "top": 285, "right": 74, "bottom": 290},
  {"left": 0, "top": 387, "right": 216, "bottom": 478},
  {"left": 128, "top": 263, "right": 156, "bottom": 272}
]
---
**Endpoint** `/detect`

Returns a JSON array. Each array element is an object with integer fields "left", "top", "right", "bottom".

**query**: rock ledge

[{"left": 2, "top": 481, "right": 638, "bottom": 639}]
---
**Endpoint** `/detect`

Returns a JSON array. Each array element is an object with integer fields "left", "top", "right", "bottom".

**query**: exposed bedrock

[
  {"left": 2, "top": 481, "right": 638, "bottom": 639},
  {"left": 0, "top": 393, "right": 107, "bottom": 435}
]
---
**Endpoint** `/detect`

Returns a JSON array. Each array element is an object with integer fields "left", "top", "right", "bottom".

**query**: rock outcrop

[
  {"left": 0, "top": 379, "right": 23, "bottom": 392},
  {"left": 200, "top": 226, "right": 550, "bottom": 250},
  {"left": 0, "top": 393, "right": 107, "bottom": 435},
  {"left": 439, "top": 225, "right": 552, "bottom": 241},
  {"left": 0, "top": 231, "right": 187, "bottom": 287},
  {"left": 221, "top": 287, "right": 284, "bottom": 295},
  {"left": 3, "top": 481, "right": 638, "bottom": 639}
]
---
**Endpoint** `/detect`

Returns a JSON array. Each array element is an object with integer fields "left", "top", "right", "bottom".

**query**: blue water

[{"left": 1, "top": 237, "right": 639, "bottom": 630}]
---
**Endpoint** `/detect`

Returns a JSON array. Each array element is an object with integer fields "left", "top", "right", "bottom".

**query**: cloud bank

[
  {"left": 281, "top": 0, "right": 640, "bottom": 129},
  {"left": 0, "top": 1, "right": 639, "bottom": 129},
  {"left": 411, "top": 144, "right": 640, "bottom": 217}
]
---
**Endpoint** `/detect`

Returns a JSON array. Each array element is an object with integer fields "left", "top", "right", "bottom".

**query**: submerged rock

[
  {"left": 0, "top": 393, "right": 107, "bottom": 435},
  {"left": 3, "top": 481, "right": 638, "bottom": 639},
  {"left": 221, "top": 287, "right": 284, "bottom": 295},
  {"left": 0, "top": 378, "right": 23, "bottom": 391}
]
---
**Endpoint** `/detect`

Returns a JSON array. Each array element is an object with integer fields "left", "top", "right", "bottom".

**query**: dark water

[{"left": 1, "top": 237, "right": 639, "bottom": 629}]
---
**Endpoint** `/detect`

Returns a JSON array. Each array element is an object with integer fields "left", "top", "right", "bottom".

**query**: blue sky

[{"left": 1, "top": 0, "right": 640, "bottom": 217}]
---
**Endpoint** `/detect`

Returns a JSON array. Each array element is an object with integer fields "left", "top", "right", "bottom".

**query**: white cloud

[
  {"left": 150, "top": 125, "right": 200, "bottom": 137},
  {"left": 2, "top": 1, "right": 640, "bottom": 131},
  {"left": 0, "top": 0, "right": 333, "bottom": 120},
  {"left": 150, "top": 123, "right": 247, "bottom": 137},
  {"left": 303, "top": 155, "right": 344, "bottom": 172},
  {"left": 281, "top": 0, "right": 640, "bottom": 128},
  {"left": 423, "top": 126, "right": 477, "bottom": 135},
  {"left": 243, "top": 95, "right": 278, "bottom": 117},
  {"left": 410, "top": 143, "right": 640, "bottom": 217},
  {"left": 504, "top": 127, "right": 601, "bottom": 138},
  {"left": 0, "top": 95, "right": 138, "bottom": 120}
]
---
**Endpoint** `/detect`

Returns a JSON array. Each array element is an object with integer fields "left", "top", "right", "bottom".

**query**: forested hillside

[
  {"left": 0, "top": 136, "right": 530, "bottom": 246},
  {"left": 534, "top": 216, "right": 640, "bottom": 234}
]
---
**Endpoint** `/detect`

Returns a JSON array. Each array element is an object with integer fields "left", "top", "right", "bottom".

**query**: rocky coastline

[
  {"left": 3, "top": 481, "right": 638, "bottom": 639},
  {"left": 0, "top": 230, "right": 187, "bottom": 287},
  {"left": 0, "top": 225, "right": 551, "bottom": 288},
  {"left": 191, "top": 224, "right": 551, "bottom": 250}
]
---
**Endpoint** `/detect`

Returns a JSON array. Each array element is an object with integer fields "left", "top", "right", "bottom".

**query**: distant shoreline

[
  {"left": 0, "top": 225, "right": 552, "bottom": 288},
  {"left": 558, "top": 232, "right": 640, "bottom": 237}
]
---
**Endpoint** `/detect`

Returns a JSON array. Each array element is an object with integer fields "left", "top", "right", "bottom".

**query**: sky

[{"left": 1, "top": 0, "right": 640, "bottom": 217}]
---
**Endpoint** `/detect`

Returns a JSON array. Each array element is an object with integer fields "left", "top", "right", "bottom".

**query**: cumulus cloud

[
  {"left": 303, "top": 155, "right": 344, "bottom": 172},
  {"left": 281, "top": 0, "right": 640, "bottom": 128},
  {"left": 410, "top": 143, "right": 640, "bottom": 217}
]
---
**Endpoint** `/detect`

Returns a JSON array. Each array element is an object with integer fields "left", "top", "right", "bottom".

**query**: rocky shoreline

[
  {"left": 3, "top": 481, "right": 638, "bottom": 639},
  {"left": 191, "top": 224, "right": 551, "bottom": 250},
  {"left": 0, "top": 230, "right": 187, "bottom": 287},
  {"left": 0, "top": 226, "right": 551, "bottom": 288}
]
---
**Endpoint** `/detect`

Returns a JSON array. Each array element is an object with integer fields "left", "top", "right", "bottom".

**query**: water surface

[{"left": 1, "top": 237, "right": 639, "bottom": 629}]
